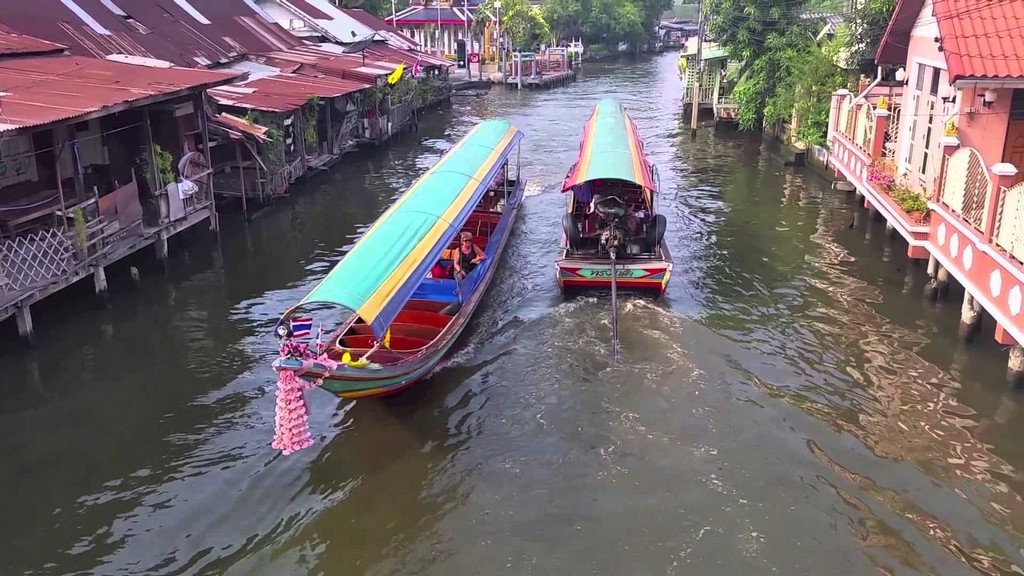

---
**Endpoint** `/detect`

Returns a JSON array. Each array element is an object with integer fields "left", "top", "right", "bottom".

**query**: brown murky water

[{"left": 3, "top": 54, "right": 1024, "bottom": 576}]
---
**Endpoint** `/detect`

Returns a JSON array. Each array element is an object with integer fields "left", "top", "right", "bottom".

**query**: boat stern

[{"left": 555, "top": 255, "right": 671, "bottom": 296}]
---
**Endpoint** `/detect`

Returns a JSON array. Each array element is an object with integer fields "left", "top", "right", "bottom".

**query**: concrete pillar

[
  {"left": 936, "top": 266, "right": 951, "bottom": 298},
  {"left": 958, "top": 291, "right": 983, "bottom": 342},
  {"left": 92, "top": 264, "right": 108, "bottom": 297},
  {"left": 15, "top": 303, "right": 34, "bottom": 344},
  {"left": 1009, "top": 346, "right": 1024, "bottom": 388},
  {"left": 924, "top": 255, "right": 939, "bottom": 300},
  {"left": 902, "top": 264, "right": 915, "bottom": 295},
  {"left": 884, "top": 221, "right": 895, "bottom": 237},
  {"left": 155, "top": 232, "right": 169, "bottom": 262}
]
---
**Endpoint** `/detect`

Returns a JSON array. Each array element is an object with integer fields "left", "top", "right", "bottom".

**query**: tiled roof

[{"left": 933, "top": 0, "right": 1024, "bottom": 82}]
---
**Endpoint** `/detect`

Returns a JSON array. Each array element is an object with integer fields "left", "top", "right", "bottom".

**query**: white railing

[
  {"left": 941, "top": 147, "right": 992, "bottom": 231},
  {"left": 995, "top": 181, "right": 1024, "bottom": 263},
  {"left": 884, "top": 105, "right": 901, "bottom": 160}
]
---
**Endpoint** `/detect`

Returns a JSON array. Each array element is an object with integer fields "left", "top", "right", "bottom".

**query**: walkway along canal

[{"left": 5, "top": 54, "right": 1024, "bottom": 576}]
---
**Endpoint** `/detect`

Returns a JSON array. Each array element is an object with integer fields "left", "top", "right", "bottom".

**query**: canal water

[{"left": 4, "top": 53, "right": 1024, "bottom": 576}]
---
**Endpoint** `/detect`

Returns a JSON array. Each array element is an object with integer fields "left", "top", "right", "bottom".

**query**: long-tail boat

[
  {"left": 556, "top": 98, "right": 671, "bottom": 296},
  {"left": 556, "top": 99, "right": 670, "bottom": 361},
  {"left": 269, "top": 119, "right": 525, "bottom": 453}
]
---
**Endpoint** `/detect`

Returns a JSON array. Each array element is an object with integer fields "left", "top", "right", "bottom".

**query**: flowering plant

[{"left": 866, "top": 159, "right": 896, "bottom": 191}]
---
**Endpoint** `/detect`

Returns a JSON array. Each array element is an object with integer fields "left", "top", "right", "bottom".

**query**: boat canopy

[
  {"left": 284, "top": 119, "right": 524, "bottom": 339},
  {"left": 561, "top": 98, "right": 656, "bottom": 193}
]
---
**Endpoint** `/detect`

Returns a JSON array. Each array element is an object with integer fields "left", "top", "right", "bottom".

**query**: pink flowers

[
  {"left": 271, "top": 341, "right": 339, "bottom": 456},
  {"left": 271, "top": 370, "right": 321, "bottom": 455},
  {"left": 866, "top": 159, "right": 896, "bottom": 191}
]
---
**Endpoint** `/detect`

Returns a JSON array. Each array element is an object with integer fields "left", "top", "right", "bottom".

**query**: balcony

[
  {"left": 826, "top": 84, "right": 931, "bottom": 257},
  {"left": 928, "top": 141, "right": 1024, "bottom": 345}
]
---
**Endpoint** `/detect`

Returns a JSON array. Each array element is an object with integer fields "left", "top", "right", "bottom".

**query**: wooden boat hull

[
  {"left": 273, "top": 179, "right": 526, "bottom": 399},
  {"left": 555, "top": 240, "right": 672, "bottom": 297}
]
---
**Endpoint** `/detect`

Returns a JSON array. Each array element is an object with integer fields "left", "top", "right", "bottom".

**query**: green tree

[{"left": 473, "top": 0, "right": 551, "bottom": 49}]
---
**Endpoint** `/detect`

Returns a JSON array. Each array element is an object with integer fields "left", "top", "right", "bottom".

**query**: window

[{"left": 1010, "top": 89, "right": 1024, "bottom": 121}]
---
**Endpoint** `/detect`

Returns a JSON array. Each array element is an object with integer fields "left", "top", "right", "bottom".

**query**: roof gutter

[{"left": 854, "top": 66, "right": 884, "bottom": 102}]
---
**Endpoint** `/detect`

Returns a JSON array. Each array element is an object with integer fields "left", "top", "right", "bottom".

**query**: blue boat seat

[{"left": 411, "top": 278, "right": 461, "bottom": 303}]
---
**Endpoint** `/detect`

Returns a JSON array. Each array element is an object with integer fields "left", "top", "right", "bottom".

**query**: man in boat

[{"left": 453, "top": 231, "right": 486, "bottom": 280}]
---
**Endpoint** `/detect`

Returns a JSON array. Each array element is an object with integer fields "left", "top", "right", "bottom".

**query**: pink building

[{"left": 827, "top": 0, "right": 1024, "bottom": 381}]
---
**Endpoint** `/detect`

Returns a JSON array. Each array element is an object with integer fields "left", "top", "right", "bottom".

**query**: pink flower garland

[{"left": 272, "top": 341, "right": 338, "bottom": 455}]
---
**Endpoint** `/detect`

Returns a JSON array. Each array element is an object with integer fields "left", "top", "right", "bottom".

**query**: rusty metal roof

[
  {"left": 365, "top": 43, "right": 453, "bottom": 68},
  {"left": 256, "top": 45, "right": 399, "bottom": 84},
  {"left": 0, "top": 54, "right": 243, "bottom": 132},
  {"left": 209, "top": 72, "right": 370, "bottom": 112},
  {"left": 0, "top": 29, "right": 67, "bottom": 56},
  {"left": 210, "top": 112, "right": 271, "bottom": 142},
  {"left": 0, "top": 0, "right": 303, "bottom": 68}
]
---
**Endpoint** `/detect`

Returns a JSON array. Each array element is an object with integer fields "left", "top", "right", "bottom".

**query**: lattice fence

[
  {"left": 838, "top": 96, "right": 854, "bottom": 139},
  {"left": 854, "top": 103, "right": 875, "bottom": 153},
  {"left": 995, "top": 182, "right": 1024, "bottom": 264},
  {"left": 941, "top": 147, "right": 992, "bottom": 230},
  {"left": 0, "top": 228, "right": 74, "bottom": 296}
]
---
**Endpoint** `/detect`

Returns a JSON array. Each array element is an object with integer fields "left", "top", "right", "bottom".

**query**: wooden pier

[{"left": 504, "top": 50, "right": 578, "bottom": 90}]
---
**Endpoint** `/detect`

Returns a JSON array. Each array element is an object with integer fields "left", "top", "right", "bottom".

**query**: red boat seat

[
  {"left": 340, "top": 334, "right": 431, "bottom": 352},
  {"left": 394, "top": 309, "right": 454, "bottom": 329}
]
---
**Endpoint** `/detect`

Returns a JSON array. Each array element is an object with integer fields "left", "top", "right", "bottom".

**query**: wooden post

[
  {"left": 295, "top": 110, "right": 308, "bottom": 174},
  {"left": 66, "top": 125, "right": 86, "bottom": 203},
  {"left": 196, "top": 93, "right": 218, "bottom": 232},
  {"left": 325, "top": 97, "right": 334, "bottom": 155},
  {"left": 237, "top": 141, "right": 248, "bottom": 219},
  {"left": 142, "top": 110, "right": 161, "bottom": 190}
]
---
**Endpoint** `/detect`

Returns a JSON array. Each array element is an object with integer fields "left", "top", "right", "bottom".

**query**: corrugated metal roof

[
  {"left": 342, "top": 8, "right": 420, "bottom": 48},
  {"left": 364, "top": 43, "right": 453, "bottom": 68},
  {"left": 254, "top": 46, "right": 395, "bottom": 84},
  {"left": 208, "top": 71, "right": 369, "bottom": 112},
  {"left": 0, "top": 29, "right": 67, "bottom": 56},
  {"left": 0, "top": 0, "right": 304, "bottom": 68},
  {"left": 934, "top": 0, "right": 1024, "bottom": 82},
  {"left": 0, "top": 54, "right": 243, "bottom": 132}
]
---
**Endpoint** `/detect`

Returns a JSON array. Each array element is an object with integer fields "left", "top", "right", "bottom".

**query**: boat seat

[
  {"left": 394, "top": 308, "right": 455, "bottom": 328},
  {"left": 341, "top": 334, "right": 431, "bottom": 352},
  {"left": 349, "top": 322, "right": 442, "bottom": 342},
  {"left": 411, "top": 278, "right": 460, "bottom": 303}
]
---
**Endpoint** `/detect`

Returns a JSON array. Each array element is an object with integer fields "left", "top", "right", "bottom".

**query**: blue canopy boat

[{"left": 272, "top": 119, "right": 526, "bottom": 401}]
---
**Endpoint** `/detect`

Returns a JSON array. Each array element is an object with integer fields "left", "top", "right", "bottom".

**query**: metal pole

[
  {"left": 464, "top": 1, "right": 471, "bottom": 80},
  {"left": 690, "top": 0, "right": 704, "bottom": 138},
  {"left": 437, "top": 0, "right": 442, "bottom": 56},
  {"left": 497, "top": 2, "right": 505, "bottom": 85},
  {"left": 610, "top": 247, "right": 618, "bottom": 363},
  {"left": 391, "top": 0, "right": 396, "bottom": 30}
]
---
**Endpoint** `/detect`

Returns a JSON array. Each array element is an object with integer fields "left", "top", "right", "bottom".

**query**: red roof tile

[
  {"left": 933, "top": 0, "right": 1024, "bottom": 82},
  {"left": 208, "top": 72, "right": 369, "bottom": 112},
  {"left": 0, "top": 29, "right": 67, "bottom": 56},
  {"left": 0, "top": 55, "right": 242, "bottom": 131}
]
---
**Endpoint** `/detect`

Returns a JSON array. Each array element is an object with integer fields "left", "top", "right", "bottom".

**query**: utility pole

[{"left": 690, "top": 0, "right": 704, "bottom": 138}]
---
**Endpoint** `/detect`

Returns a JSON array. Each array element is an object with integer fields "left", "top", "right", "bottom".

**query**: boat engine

[{"left": 590, "top": 194, "right": 630, "bottom": 255}]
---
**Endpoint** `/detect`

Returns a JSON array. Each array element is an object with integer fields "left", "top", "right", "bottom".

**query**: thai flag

[
  {"left": 290, "top": 317, "right": 313, "bottom": 339},
  {"left": 412, "top": 57, "right": 421, "bottom": 77}
]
